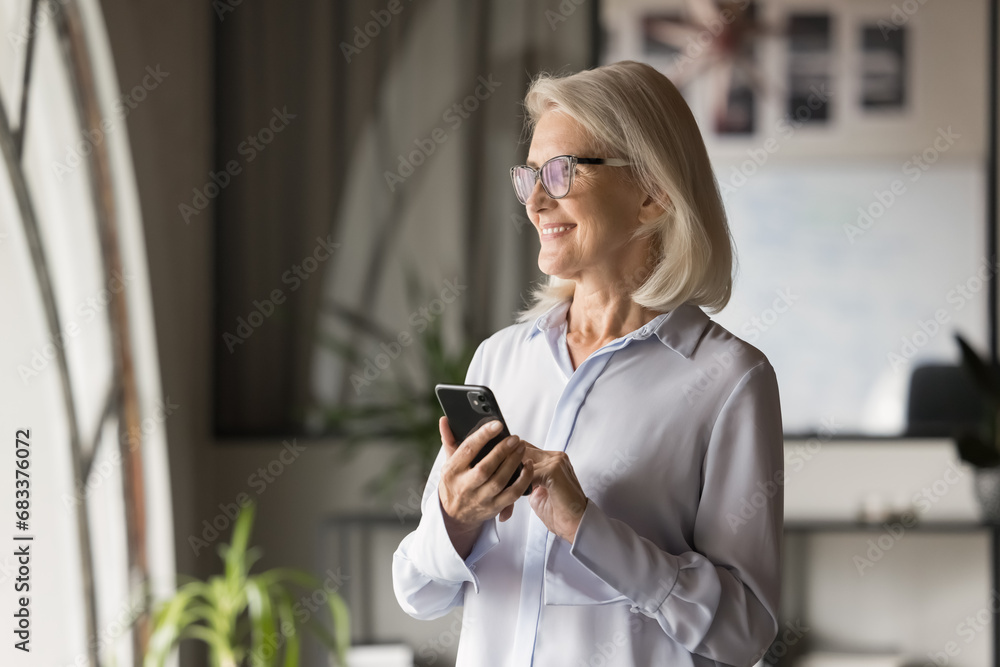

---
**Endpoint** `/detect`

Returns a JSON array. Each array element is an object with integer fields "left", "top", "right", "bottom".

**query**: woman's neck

[{"left": 565, "top": 284, "right": 660, "bottom": 344}]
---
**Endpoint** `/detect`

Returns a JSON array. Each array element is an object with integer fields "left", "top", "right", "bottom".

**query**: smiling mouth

[{"left": 541, "top": 225, "right": 575, "bottom": 236}]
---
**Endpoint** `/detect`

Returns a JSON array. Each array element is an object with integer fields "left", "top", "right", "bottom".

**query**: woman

[{"left": 393, "top": 60, "right": 783, "bottom": 667}]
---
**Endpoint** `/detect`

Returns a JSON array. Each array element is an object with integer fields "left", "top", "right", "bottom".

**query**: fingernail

[{"left": 489, "top": 420, "right": 502, "bottom": 433}]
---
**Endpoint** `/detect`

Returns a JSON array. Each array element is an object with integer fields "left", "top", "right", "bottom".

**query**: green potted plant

[
  {"left": 953, "top": 333, "right": 1000, "bottom": 521},
  {"left": 144, "top": 502, "right": 350, "bottom": 667}
]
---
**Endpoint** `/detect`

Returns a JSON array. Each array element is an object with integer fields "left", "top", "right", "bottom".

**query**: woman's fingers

[
  {"left": 496, "top": 459, "right": 533, "bottom": 509},
  {"left": 520, "top": 444, "right": 550, "bottom": 468},
  {"left": 473, "top": 435, "right": 521, "bottom": 485},
  {"left": 521, "top": 448, "right": 558, "bottom": 481},
  {"left": 439, "top": 417, "right": 457, "bottom": 456},
  {"left": 439, "top": 424, "right": 537, "bottom": 527},
  {"left": 445, "top": 419, "right": 503, "bottom": 470},
  {"left": 484, "top": 438, "right": 525, "bottom": 492}
]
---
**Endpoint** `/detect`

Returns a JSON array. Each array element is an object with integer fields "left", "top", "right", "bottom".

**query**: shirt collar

[
  {"left": 525, "top": 299, "right": 572, "bottom": 342},
  {"left": 524, "top": 299, "right": 710, "bottom": 359}
]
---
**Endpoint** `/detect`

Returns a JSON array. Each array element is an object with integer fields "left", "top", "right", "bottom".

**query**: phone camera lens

[
  {"left": 477, "top": 394, "right": 485, "bottom": 401},
  {"left": 484, "top": 405, "right": 492, "bottom": 412}
]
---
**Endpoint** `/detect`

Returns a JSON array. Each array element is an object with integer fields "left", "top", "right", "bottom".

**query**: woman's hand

[
  {"left": 521, "top": 443, "right": 589, "bottom": 544},
  {"left": 438, "top": 417, "right": 534, "bottom": 557}
]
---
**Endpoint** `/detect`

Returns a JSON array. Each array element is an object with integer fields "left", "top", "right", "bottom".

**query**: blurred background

[{"left": 0, "top": 0, "right": 998, "bottom": 665}]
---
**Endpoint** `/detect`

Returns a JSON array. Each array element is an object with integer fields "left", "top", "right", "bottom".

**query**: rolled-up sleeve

[
  {"left": 392, "top": 342, "right": 503, "bottom": 620},
  {"left": 568, "top": 360, "right": 783, "bottom": 666}
]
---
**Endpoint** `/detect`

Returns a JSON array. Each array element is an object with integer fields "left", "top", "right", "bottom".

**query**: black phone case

[{"left": 435, "top": 384, "right": 532, "bottom": 496}]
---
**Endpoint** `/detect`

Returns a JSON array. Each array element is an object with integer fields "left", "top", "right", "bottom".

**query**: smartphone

[{"left": 435, "top": 384, "right": 531, "bottom": 496}]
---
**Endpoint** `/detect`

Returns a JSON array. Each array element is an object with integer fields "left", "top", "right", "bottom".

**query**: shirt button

[{"left": 629, "top": 604, "right": 640, "bottom": 614}]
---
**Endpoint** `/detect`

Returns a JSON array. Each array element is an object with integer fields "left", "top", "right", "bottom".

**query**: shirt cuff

[
  {"left": 569, "top": 499, "right": 680, "bottom": 614},
  {"left": 407, "top": 490, "right": 500, "bottom": 593}
]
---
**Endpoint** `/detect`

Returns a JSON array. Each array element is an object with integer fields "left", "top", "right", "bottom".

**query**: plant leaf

[
  {"left": 955, "top": 333, "right": 1000, "bottom": 400},
  {"left": 245, "top": 578, "right": 277, "bottom": 667},
  {"left": 178, "top": 625, "right": 230, "bottom": 657},
  {"left": 327, "top": 590, "right": 351, "bottom": 666},
  {"left": 144, "top": 586, "right": 200, "bottom": 667},
  {"left": 226, "top": 504, "right": 256, "bottom": 586},
  {"left": 256, "top": 568, "right": 319, "bottom": 590},
  {"left": 275, "top": 589, "right": 300, "bottom": 667}
]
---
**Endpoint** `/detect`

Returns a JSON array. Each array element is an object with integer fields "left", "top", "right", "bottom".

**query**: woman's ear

[{"left": 638, "top": 192, "right": 667, "bottom": 225}]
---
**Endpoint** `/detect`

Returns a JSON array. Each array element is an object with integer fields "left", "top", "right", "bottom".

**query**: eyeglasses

[{"left": 510, "top": 154, "right": 630, "bottom": 204}]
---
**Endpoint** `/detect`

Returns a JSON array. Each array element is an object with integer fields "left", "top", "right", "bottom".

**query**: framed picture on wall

[
  {"left": 599, "top": 0, "right": 936, "bottom": 155},
  {"left": 860, "top": 23, "right": 907, "bottom": 110}
]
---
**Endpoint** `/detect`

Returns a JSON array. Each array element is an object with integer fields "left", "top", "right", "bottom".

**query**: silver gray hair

[{"left": 516, "top": 60, "right": 735, "bottom": 322}]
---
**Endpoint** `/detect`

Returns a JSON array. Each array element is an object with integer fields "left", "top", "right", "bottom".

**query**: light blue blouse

[{"left": 392, "top": 299, "right": 784, "bottom": 666}]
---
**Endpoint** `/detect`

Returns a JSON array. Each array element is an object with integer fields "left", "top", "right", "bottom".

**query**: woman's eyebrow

[{"left": 525, "top": 155, "right": 559, "bottom": 168}]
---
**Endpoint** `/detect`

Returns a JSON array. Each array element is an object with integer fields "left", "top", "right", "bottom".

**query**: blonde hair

[{"left": 516, "top": 60, "right": 735, "bottom": 322}]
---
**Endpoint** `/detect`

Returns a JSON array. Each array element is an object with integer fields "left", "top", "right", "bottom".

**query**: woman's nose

[{"left": 525, "top": 178, "right": 551, "bottom": 212}]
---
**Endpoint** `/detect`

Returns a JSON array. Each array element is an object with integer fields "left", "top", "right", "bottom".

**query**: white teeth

[{"left": 542, "top": 226, "right": 573, "bottom": 235}]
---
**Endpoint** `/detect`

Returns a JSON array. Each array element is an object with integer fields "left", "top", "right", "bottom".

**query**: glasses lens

[
  {"left": 512, "top": 167, "right": 536, "bottom": 203},
  {"left": 541, "top": 157, "right": 572, "bottom": 198}
]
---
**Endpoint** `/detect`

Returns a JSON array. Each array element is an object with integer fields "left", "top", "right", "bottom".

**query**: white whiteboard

[{"left": 711, "top": 160, "right": 988, "bottom": 435}]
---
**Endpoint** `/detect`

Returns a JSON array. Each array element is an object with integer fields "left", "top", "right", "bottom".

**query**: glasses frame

[{"left": 510, "top": 154, "right": 631, "bottom": 204}]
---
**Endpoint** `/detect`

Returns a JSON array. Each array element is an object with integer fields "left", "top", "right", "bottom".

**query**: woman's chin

[
  {"left": 538, "top": 264, "right": 568, "bottom": 281},
  {"left": 537, "top": 253, "right": 574, "bottom": 279}
]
